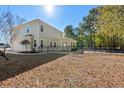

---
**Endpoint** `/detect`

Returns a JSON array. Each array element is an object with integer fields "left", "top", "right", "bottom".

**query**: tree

[
  {"left": 76, "top": 5, "right": 124, "bottom": 52},
  {"left": 15, "top": 15, "right": 26, "bottom": 25},
  {"left": 96, "top": 5, "right": 124, "bottom": 50},
  {"left": 75, "top": 27, "right": 84, "bottom": 53},
  {"left": 0, "top": 8, "right": 14, "bottom": 60},
  {"left": 64, "top": 25, "right": 75, "bottom": 39},
  {"left": 75, "top": 22, "right": 85, "bottom": 47},
  {"left": 64, "top": 6, "right": 124, "bottom": 52},
  {"left": 80, "top": 8, "right": 98, "bottom": 50},
  {"left": 0, "top": 7, "right": 26, "bottom": 60},
  {"left": 20, "top": 40, "right": 30, "bottom": 52},
  {"left": 0, "top": 8, "right": 26, "bottom": 45}
]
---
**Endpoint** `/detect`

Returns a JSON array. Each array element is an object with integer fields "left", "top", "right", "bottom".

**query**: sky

[{"left": 0, "top": 5, "right": 98, "bottom": 32}]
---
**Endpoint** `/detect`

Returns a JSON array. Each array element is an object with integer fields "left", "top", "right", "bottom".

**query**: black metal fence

[
  {"left": 37, "top": 46, "right": 82, "bottom": 54},
  {"left": 38, "top": 46, "right": 71, "bottom": 54}
]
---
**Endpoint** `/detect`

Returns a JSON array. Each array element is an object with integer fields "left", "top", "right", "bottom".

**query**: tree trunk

[{"left": 0, "top": 50, "right": 9, "bottom": 60}]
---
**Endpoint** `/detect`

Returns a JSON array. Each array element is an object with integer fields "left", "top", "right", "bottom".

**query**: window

[
  {"left": 50, "top": 42, "right": 52, "bottom": 47},
  {"left": 54, "top": 42, "right": 57, "bottom": 47},
  {"left": 34, "top": 40, "right": 37, "bottom": 47},
  {"left": 27, "top": 29, "right": 29, "bottom": 33},
  {"left": 40, "top": 25, "right": 43, "bottom": 32},
  {"left": 40, "top": 40, "right": 43, "bottom": 47},
  {"left": 62, "top": 42, "right": 67, "bottom": 48}
]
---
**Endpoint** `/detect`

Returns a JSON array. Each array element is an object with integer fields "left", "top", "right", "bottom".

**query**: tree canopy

[
  {"left": 64, "top": 5, "right": 124, "bottom": 51},
  {"left": 0, "top": 7, "right": 26, "bottom": 45},
  {"left": 64, "top": 25, "right": 75, "bottom": 39}
]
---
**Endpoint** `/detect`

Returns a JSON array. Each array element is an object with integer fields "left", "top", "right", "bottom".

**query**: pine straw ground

[{"left": 0, "top": 53, "right": 124, "bottom": 88}]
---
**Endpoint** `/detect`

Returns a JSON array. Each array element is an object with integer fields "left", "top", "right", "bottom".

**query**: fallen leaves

[{"left": 0, "top": 53, "right": 124, "bottom": 87}]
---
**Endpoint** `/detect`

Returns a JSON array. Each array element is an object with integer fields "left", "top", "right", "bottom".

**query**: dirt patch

[{"left": 0, "top": 54, "right": 65, "bottom": 82}]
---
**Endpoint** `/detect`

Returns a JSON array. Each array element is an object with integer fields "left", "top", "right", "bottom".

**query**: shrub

[{"left": 71, "top": 48, "right": 78, "bottom": 52}]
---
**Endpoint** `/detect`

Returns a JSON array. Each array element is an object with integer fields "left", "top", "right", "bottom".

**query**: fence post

[
  {"left": 40, "top": 46, "right": 43, "bottom": 53},
  {"left": 47, "top": 46, "right": 49, "bottom": 54}
]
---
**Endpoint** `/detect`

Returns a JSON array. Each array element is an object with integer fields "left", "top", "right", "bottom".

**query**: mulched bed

[{"left": 0, "top": 53, "right": 124, "bottom": 88}]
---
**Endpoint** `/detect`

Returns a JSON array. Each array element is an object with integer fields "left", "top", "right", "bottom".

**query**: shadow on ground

[{"left": 0, "top": 53, "right": 65, "bottom": 82}]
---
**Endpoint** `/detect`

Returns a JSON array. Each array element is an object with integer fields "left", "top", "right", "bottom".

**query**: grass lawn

[{"left": 0, "top": 53, "right": 124, "bottom": 88}]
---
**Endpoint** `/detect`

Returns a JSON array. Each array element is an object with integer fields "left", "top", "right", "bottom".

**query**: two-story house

[{"left": 11, "top": 19, "right": 76, "bottom": 52}]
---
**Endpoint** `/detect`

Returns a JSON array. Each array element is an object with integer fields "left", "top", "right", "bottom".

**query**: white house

[{"left": 10, "top": 19, "right": 77, "bottom": 52}]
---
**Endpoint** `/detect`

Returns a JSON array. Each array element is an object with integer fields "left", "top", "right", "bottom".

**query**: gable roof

[{"left": 13, "top": 19, "right": 63, "bottom": 34}]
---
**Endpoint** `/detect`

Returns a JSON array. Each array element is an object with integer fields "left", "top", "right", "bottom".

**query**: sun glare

[{"left": 44, "top": 5, "right": 54, "bottom": 13}]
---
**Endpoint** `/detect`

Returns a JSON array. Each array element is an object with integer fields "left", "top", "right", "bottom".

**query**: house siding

[{"left": 11, "top": 19, "right": 76, "bottom": 52}]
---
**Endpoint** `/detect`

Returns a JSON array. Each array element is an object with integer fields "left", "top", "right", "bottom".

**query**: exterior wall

[
  {"left": 11, "top": 19, "right": 77, "bottom": 52},
  {"left": 38, "top": 20, "right": 63, "bottom": 48},
  {"left": 11, "top": 20, "right": 39, "bottom": 51}
]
